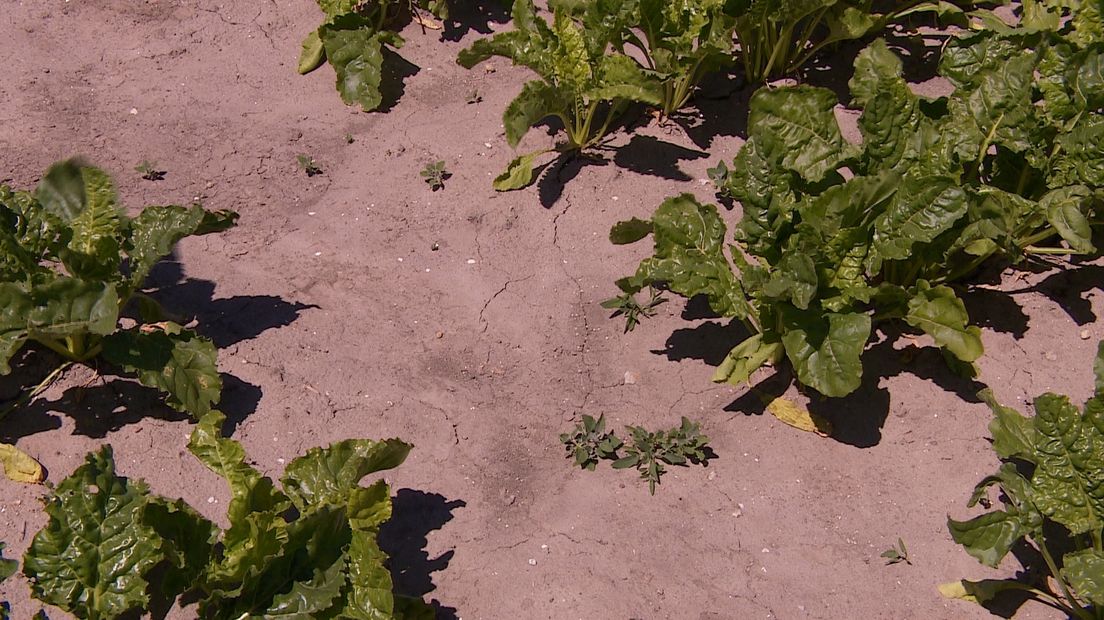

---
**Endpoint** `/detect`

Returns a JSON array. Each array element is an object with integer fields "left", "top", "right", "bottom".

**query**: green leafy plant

[
  {"left": 134, "top": 161, "right": 165, "bottom": 182},
  {"left": 21, "top": 411, "right": 432, "bottom": 620},
  {"left": 560, "top": 413, "right": 623, "bottom": 470},
  {"left": 0, "top": 160, "right": 236, "bottom": 421},
  {"left": 297, "top": 154, "right": 323, "bottom": 177},
  {"left": 613, "top": 24, "right": 1103, "bottom": 397},
  {"left": 457, "top": 0, "right": 663, "bottom": 190},
  {"left": 600, "top": 285, "right": 667, "bottom": 332},
  {"left": 298, "top": 0, "right": 451, "bottom": 112},
  {"left": 943, "top": 342, "right": 1104, "bottom": 619},
  {"left": 560, "top": 416, "right": 712, "bottom": 493},
  {"left": 729, "top": 0, "right": 961, "bottom": 83},
  {"left": 550, "top": 0, "right": 736, "bottom": 119},
  {"left": 612, "top": 417, "right": 712, "bottom": 495},
  {"left": 881, "top": 538, "right": 912, "bottom": 565},
  {"left": 420, "top": 160, "right": 450, "bottom": 190}
]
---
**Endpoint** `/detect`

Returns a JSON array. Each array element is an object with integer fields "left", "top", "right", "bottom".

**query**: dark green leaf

[
  {"left": 1062, "top": 549, "right": 1104, "bottom": 607},
  {"left": 779, "top": 307, "right": 870, "bottom": 398},
  {"left": 319, "top": 17, "right": 393, "bottom": 112},
  {"left": 23, "top": 446, "right": 162, "bottom": 619},
  {"left": 101, "top": 324, "right": 221, "bottom": 417},
  {"left": 746, "top": 86, "right": 855, "bottom": 183},
  {"left": 980, "top": 389, "right": 1035, "bottom": 461},
  {"left": 610, "top": 218, "right": 653, "bottom": 244},
  {"left": 905, "top": 281, "right": 983, "bottom": 363},
  {"left": 1031, "top": 393, "right": 1104, "bottom": 535}
]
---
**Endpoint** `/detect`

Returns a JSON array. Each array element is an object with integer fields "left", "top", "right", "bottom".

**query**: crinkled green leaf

[
  {"left": 23, "top": 446, "right": 162, "bottom": 619},
  {"left": 634, "top": 194, "right": 750, "bottom": 319},
  {"left": 1031, "top": 393, "right": 1104, "bottom": 535},
  {"left": 779, "top": 307, "right": 870, "bottom": 397},
  {"left": 265, "top": 555, "right": 348, "bottom": 618},
  {"left": 981, "top": 389, "right": 1036, "bottom": 461},
  {"left": 101, "top": 324, "right": 221, "bottom": 417},
  {"left": 1052, "top": 115, "right": 1104, "bottom": 188},
  {"left": 947, "top": 510, "right": 1023, "bottom": 568},
  {"left": 339, "top": 529, "right": 395, "bottom": 618},
  {"left": 746, "top": 86, "right": 854, "bottom": 183},
  {"left": 26, "top": 278, "right": 120, "bottom": 339},
  {"left": 144, "top": 497, "right": 217, "bottom": 597},
  {"left": 62, "top": 166, "right": 123, "bottom": 280},
  {"left": 1063, "top": 549, "right": 1104, "bottom": 607},
  {"left": 281, "top": 438, "right": 411, "bottom": 512},
  {"left": 872, "top": 178, "right": 968, "bottom": 263},
  {"left": 587, "top": 53, "right": 663, "bottom": 105},
  {"left": 905, "top": 281, "right": 983, "bottom": 363}
]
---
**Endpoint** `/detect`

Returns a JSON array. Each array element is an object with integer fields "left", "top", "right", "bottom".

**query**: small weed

[
  {"left": 613, "top": 417, "right": 712, "bottom": 495},
  {"left": 706, "top": 160, "right": 728, "bottom": 189},
  {"left": 297, "top": 154, "right": 322, "bottom": 177},
  {"left": 135, "top": 161, "right": 165, "bottom": 181},
  {"left": 345, "top": 133, "right": 355, "bottom": 144},
  {"left": 881, "top": 538, "right": 911, "bottom": 565},
  {"left": 600, "top": 287, "right": 667, "bottom": 333},
  {"left": 560, "top": 414, "right": 622, "bottom": 471},
  {"left": 465, "top": 89, "right": 482, "bottom": 104},
  {"left": 561, "top": 416, "right": 713, "bottom": 494},
  {"left": 420, "top": 160, "right": 450, "bottom": 191}
]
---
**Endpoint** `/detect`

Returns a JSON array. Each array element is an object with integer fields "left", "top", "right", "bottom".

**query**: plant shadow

[
  {"left": 379, "top": 489, "right": 466, "bottom": 618},
  {"left": 613, "top": 134, "right": 708, "bottom": 182},
  {"left": 441, "top": 0, "right": 511, "bottom": 42},
  {"left": 146, "top": 258, "right": 317, "bottom": 349}
]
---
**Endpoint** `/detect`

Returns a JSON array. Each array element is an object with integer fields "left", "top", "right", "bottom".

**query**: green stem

[
  {"left": 1025, "top": 246, "right": 1078, "bottom": 255},
  {"left": 0, "top": 361, "right": 73, "bottom": 424},
  {"left": 1038, "top": 533, "right": 1091, "bottom": 619}
]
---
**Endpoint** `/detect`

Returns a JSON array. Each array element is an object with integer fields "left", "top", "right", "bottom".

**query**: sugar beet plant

[
  {"left": 943, "top": 343, "right": 1104, "bottom": 619},
  {"left": 612, "top": 14, "right": 1104, "bottom": 397},
  {"left": 458, "top": 0, "right": 665, "bottom": 190},
  {"left": 299, "top": 0, "right": 449, "bottom": 112},
  {"left": 20, "top": 411, "right": 432, "bottom": 620},
  {"left": 0, "top": 160, "right": 236, "bottom": 415}
]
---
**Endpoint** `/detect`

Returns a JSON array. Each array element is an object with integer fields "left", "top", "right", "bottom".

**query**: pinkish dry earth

[{"left": 1, "top": 2, "right": 1102, "bottom": 619}]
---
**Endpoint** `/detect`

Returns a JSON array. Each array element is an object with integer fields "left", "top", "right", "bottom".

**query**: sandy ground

[{"left": 1, "top": 1, "right": 1101, "bottom": 618}]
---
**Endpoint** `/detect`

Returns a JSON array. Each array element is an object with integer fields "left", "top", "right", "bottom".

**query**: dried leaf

[
  {"left": 765, "top": 397, "right": 832, "bottom": 437},
  {"left": 0, "top": 442, "right": 45, "bottom": 483}
]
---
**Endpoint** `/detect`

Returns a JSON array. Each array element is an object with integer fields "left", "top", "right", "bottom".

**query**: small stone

[
  {"left": 432, "top": 242, "right": 440, "bottom": 251},
  {"left": 527, "top": 558, "right": 536, "bottom": 566},
  {"left": 466, "top": 258, "right": 476, "bottom": 264},
  {"left": 129, "top": 107, "right": 138, "bottom": 115},
  {"left": 1080, "top": 329, "right": 1091, "bottom": 340},
  {"left": 436, "top": 331, "right": 444, "bottom": 339},
  {"left": 1045, "top": 351, "right": 1058, "bottom": 361},
  {"left": 623, "top": 371, "right": 639, "bottom": 385},
  {"left": 707, "top": 471, "right": 717, "bottom": 481}
]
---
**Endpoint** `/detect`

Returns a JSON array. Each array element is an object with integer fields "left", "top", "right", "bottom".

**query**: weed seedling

[
  {"left": 560, "top": 414, "right": 622, "bottom": 471},
  {"left": 881, "top": 538, "right": 911, "bottom": 565},
  {"left": 135, "top": 161, "right": 165, "bottom": 181},
  {"left": 601, "top": 288, "right": 667, "bottom": 333},
  {"left": 465, "top": 89, "right": 482, "bottom": 104},
  {"left": 706, "top": 160, "right": 728, "bottom": 189},
  {"left": 344, "top": 133, "right": 355, "bottom": 144},
  {"left": 297, "top": 154, "right": 322, "bottom": 177},
  {"left": 420, "top": 160, "right": 450, "bottom": 191},
  {"left": 613, "top": 417, "right": 712, "bottom": 494}
]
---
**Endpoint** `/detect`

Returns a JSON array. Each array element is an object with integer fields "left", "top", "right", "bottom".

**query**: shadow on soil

[
  {"left": 379, "top": 489, "right": 467, "bottom": 619},
  {"left": 0, "top": 255, "right": 311, "bottom": 442}
]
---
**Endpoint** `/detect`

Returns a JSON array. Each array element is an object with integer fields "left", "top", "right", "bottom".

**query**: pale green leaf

[
  {"left": 779, "top": 307, "right": 871, "bottom": 398},
  {"left": 947, "top": 511, "right": 1022, "bottom": 568},
  {"left": 1063, "top": 549, "right": 1104, "bottom": 607},
  {"left": 905, "top": 281, "right": 983, "bottom": 363},
  {"left": 299, "top": 30, "right": 326, "bottom": 74}
]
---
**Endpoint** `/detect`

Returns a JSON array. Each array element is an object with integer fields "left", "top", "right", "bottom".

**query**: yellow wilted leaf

[
  {"left": 0, "top": 443, "right": 45, "bottom": 483},
  {"left": 766, "top": 397, "right": 832, "bottom": 437},
  {"left": 413, "top": 14, "right": 443, "bottom": 30}
]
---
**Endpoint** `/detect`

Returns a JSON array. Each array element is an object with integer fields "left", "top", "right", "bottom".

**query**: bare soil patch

[{"left": 1, "top": 2, "right": 1100, "bottom": 618}]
